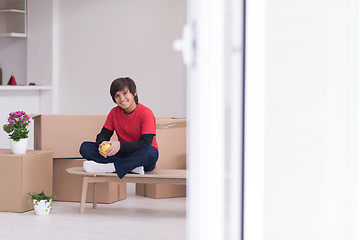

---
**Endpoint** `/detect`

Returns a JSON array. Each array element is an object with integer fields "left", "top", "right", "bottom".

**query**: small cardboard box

[
  {"left": 33, "top": 114, "right": 111, "bottom": 159},
  {"left": 136, "top": 118, "right": 187, "bottom": 199},
  {"left": 0, "top": 149, "right": 53, "bottom": 212},
  {"left": 53, "top": 158, "right": 126, "bottom": 203}
]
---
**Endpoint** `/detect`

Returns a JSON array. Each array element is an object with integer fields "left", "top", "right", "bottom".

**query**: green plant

[
  {"left": 3, "top": 111, "right": 31, "bottom": 141},
  {"left": 28, "top": 191, "right": 56, "bottom": 211}
]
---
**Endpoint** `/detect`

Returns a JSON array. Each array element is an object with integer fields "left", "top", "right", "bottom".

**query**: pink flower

[
  {"left": 3, "top": 110, "right": 31, "bottom": 141},
  {"left": 6, "top": 111, "right": 31, "bottom": 125}
]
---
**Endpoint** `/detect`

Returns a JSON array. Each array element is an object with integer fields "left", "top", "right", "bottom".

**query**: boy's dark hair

[{"left": 110, "top": 77, "right": 138, "bottom": 104}]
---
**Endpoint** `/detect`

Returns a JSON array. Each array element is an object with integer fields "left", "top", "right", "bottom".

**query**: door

[{"left": 174, "top": 0, "right": 247, "bottom": 239}]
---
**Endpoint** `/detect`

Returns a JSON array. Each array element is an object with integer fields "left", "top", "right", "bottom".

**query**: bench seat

[{"left": 66, "top": 167, "right": 187, "bottom": 213}]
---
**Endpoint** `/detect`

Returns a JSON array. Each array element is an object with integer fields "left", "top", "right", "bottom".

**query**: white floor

[{"left": 0, "top": 184, "right": 186, "bottom": 240}]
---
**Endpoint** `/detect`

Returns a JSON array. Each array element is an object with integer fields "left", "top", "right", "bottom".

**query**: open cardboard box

[{"left": 136, "top": 118, "right": 187, "bottom": 199}]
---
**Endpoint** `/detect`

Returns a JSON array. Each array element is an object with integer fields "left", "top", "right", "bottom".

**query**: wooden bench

[{"left": 66, "top": 167, "right": 187, "bottom": 213}]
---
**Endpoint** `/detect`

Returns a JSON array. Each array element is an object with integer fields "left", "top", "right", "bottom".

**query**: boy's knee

[
  {"left": 143, "top": 145, "right": 158, "bottom": 156},
  {"left": 143, "top": 146, "right": 158, "bottom": 172},
  {"left": 79, "top": 141, "right": 92, "bottom": 157}
]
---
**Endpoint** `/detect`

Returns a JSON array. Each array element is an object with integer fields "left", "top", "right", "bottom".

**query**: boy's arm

[
  {"left": 95, "top": 127, "right": 114, "bottom": 148},
  {"left": 119, "top": 134, "right": 154, "bottom": 153}
]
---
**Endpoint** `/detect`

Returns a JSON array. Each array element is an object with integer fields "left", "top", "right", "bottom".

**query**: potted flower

[
  {"left": 28, "top": 191, "right": 56, "bottom": 215},
  {"left": 3, "top": 111, "right": 31, "bottom": 154}
]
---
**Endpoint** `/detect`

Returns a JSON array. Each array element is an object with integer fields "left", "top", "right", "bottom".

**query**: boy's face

[{"left": 114, "top": 87, "right": 137, "bottom": 113}]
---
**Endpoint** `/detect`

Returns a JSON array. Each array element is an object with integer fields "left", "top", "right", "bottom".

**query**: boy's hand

[{"left": 99, "top": 141, "right": 121, "bottom": 157}]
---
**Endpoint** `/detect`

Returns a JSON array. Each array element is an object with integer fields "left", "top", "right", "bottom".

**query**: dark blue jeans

[{"left": 79, "top": 141, "right": 158, "bottom": 179}]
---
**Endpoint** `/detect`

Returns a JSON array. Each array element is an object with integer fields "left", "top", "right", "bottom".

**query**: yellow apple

[{"left": 101, "top": 144, "right": 111, "bottom": 155}]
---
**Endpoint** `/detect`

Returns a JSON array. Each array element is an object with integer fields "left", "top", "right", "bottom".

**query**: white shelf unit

[{"left": 0, "top": 0, "right": 26, "bottom": 37}]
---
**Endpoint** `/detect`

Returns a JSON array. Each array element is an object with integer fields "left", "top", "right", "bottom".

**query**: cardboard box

[
  {"left": 136, "top": 118, "right": 187, "bottom": 199},
  {"left": 33, "top": 114, "right": 115, "bottom": 159},
  {"left": 0, "top": 149, "right": 53, "bottom": 212},
  {"left": 53, "top": 158, "right": 126, "bottom": 203}
]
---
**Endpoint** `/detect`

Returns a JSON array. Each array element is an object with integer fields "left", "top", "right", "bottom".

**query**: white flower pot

[
  {"left": 33, "top": 199, "right": 52, "bottom": 215},
  {"left": 10, "top": 138, "right": 28, "bottom": 154}
]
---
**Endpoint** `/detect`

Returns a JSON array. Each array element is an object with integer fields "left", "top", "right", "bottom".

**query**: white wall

[
  {"left": 0, "top": 91, "right": 39, "bottom": 149},
  {"left": 55, "top": 0, "right": 186, "bottom": 117},
  {"left": 0, "top": 35, "right": 29, "bottom": 149},
  {"left": 265, "top": 0, "right": 357, "bottom": 239},
  {"left": 0, "top": 38, "right": 26, "bottom": 85},
  {"left": 27, "top": 0, "right": 54, "bottom": 87}
]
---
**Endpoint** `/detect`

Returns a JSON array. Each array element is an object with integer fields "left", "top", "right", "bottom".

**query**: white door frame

[{"left": 180, "top": 0, "right": 266, "bottom": 239}]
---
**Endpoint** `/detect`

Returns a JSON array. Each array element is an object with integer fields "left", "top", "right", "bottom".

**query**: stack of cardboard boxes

[
  {"left": 33, "top": 115, "right": 186, "bottom": 202},
  {"left": 33, "top": 115, "right": 126, "bottom": 203}
]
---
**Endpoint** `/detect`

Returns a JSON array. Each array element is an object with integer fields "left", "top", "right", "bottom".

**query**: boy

[{"left": 79, "top": 77, "right": 159, "bottom": 179}]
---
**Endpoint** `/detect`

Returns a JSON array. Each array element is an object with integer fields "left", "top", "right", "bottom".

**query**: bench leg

[
  {"left": 93, "top": 182, "right": 98, "bottom": 209},
  {"left": 80, "top": 177, "right": 89, "bottom": 214}
]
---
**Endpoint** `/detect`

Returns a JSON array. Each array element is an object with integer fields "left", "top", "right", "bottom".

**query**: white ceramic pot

[
  {"left": 33, "top": 199, "right": 52, "bottom": 215},
  {"left": 10, "top": 138, "right": 28, "bottom": 154}
]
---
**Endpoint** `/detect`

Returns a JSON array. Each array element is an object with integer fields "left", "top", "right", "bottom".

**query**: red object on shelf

[{"left": 7, "top": 73, "right": 17, "bottom": 85}]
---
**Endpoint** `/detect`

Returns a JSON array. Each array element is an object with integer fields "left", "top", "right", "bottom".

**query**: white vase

[
  {"left": 10, "top": 138, "right": 28, "bottom": 154},
  {"left": 33, "top": 199, "right": 52, "bottom": 215}
]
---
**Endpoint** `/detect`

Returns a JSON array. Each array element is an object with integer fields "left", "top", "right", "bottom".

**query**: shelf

[
  {"left": 0, "top": 86, "right": 52, "bottom": 91},
  {"left": 0, "top": 32, "right": 26, "bottom": 37},
  {"left": 0, "top": 0, "right": 26, "bottom": 37},
  {"left": 0, "top": 9, "right": 25, "bottom": 13}
]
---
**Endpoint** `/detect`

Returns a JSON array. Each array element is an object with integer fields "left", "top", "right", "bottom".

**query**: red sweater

[{"left": 103, "top": 103, "right": 158, "bottom": 150}]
